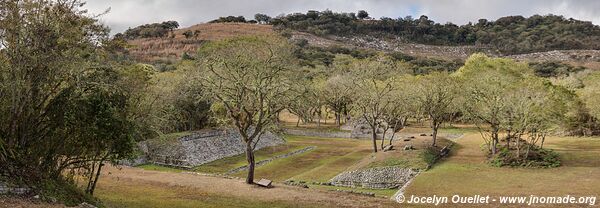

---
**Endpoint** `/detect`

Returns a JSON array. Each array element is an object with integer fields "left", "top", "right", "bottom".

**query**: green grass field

[
  {"left": 97, "top": 127, "right": 600, "bottom": 207},
  {"left": 231, "top": 135, "right": 373, "bottom": 182},
  {"left": 405, "top": 133, "right": 600, "bottom": 206}
]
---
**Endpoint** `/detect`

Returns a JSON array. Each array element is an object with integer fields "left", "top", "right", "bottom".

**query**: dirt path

[{"left": 100, "top": 165, "right": 400, "bottom": 208}]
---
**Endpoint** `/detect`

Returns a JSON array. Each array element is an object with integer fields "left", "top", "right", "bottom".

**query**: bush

[
  {"left": 490, "top": 146, "right": 561, "bottom": 168},
  {"left": 420, "top": 147, "right": 439, "bottom": 166}
]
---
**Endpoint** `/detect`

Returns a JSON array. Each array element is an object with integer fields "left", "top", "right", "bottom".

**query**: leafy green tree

[
  {"left": 349, "top": 58, "right": 398, "bottom": 152},
  {"left": 456, "top": 54, "right": 569, "bottom": 156},
  {"left": 319, "top": 74, "right": 354, "bottom": 126},
  {"left": 414, "top": 72, "right": 459, "bottom": 147},
  {"left": 254, "top": 13, "right": 272, "bottom": 24},
  {"left": 0, "top": 1, "right": 145, "bottom": 199},
  {"left": 194, "top": 36, "right": 295, "bottom": 184},
  {"left": 379, "top": 75, "right": 417, "bottom": 149},
  {"left": 456, "top": 54, "right": 530, "bottom": 154},
  {"left": 357, "top": 10, "right": 369, "bottom": 19}
]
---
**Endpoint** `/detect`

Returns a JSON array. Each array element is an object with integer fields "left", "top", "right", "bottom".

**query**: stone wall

[
  {"left": 143, "top": 129, "right": 285, "bottom": 168},
  {"left": 329, "top": 167, "right": 418, "bottom": 189},
  {"left": 283, "top": 129, "right": 357, "bottom": 139},
  {"left": 0, "top": 182, "right": 30, "bottom": 195}
]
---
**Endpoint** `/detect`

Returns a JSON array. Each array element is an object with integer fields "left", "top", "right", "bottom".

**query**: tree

[
  {"left": 194, "top": 36, "right": 295, "bottom": 184},
  {"left": 456, "top": 54, "right": 529, "bottom": 154},
  {"left": 380, "top": 76, "right": 416, "bottom": 149},
  {"left": 288, "top": 78, "right": 320, "bottom": 126},
  {"left": 357, "top": 10, "right": 369, "bottom": 20},
  {"left": 0, "top": 1, "right": 143, "bottom": 200},
  {"left": 414, "top": 72, "right": 458, "bottom": 147},
  {"left": 254, "top": 13, "right": 272, "bottom": 24},
  {"left": 458, "top": 54, "right": 571, "bottom": 161},
  {"left": 349, "top": 58, "right": 398, "bottom": 152},
  {"left": 319, "top": 74, "right": 353, "bottom": 126}
]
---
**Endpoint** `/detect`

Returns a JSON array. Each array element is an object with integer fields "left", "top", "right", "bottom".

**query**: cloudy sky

[{"left": 84, "top": 0, "right": 600, "bottom": 34}]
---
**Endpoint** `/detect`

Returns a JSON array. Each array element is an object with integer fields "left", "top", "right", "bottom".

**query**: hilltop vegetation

[{"left": 271, "top": 10, "right": 600, "bottom": 54}]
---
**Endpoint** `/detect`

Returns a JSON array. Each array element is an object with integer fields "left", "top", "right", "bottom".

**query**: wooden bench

[{"left": 256, "top": 179, "right": 272, "bottom": 188}]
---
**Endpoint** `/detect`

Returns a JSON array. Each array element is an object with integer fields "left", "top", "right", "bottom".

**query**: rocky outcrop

[
  {"left": 329, "top": 166, "right": 418, "bottom": 189},
  {"left": 143, "top": 129, "right": 285, "bottom": 168}
]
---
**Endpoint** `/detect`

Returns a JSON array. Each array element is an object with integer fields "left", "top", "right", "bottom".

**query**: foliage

[
  {"left": 421, "top": 147, "right": 440, "bottom": 166},
  {"left": 456, "top": 54, "right": 569, "bottom": 162},
  {"left": 210, "top": 16, "right": 248, "bottom": 23},
  {"left": 254, "top": 13, "right": 272, "bottom": 24},
  {"left": 529, "top": 61, "right": 586, "bottom": 77},
  {"left": 193, "top": 35, "right": 297, "bottom": 183},
  {"left": 272, "top": 10, "right": 600, "bottom": 54},
  {"left": 122, "top": 21, "right": 179, "bottom": 39},
  {"left": 348, "top": 58, "right": 400, "bottom": 152},
  {"left": 491, "top": 147, "right": 561, "bottom": 168},
  {"left": 413, "top": 72, "right": 459, "bottom": 146},
  {"left": 0, "top": 0, "right": 146, "bottom": 201}
]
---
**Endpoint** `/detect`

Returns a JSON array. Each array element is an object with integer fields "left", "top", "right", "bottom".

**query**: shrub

[
  {"left": 490, "top": 146, "right": 561, "bottom": 168},
  {"left": 421, "top": 147, "right": 439, "bottom": 166}
]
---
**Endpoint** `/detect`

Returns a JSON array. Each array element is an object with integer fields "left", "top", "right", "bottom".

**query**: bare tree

[{"left": 194, "top": 36, "right": 295, "bottom": 184}]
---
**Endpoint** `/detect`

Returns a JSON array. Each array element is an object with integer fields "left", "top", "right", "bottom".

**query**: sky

[{"left": 83, "top": 0, "right": 600, "bottom": 34}]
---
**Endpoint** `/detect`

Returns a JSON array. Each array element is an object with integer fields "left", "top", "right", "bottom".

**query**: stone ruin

[
  {"left": 344, "top": 118, "right": 395, "bottom": 140},
  {"left": 329, "top": 166, "right": 419, "bottom": 189},
  {"left": 130, "top": 129, "right": 285, "bottom": 168}
]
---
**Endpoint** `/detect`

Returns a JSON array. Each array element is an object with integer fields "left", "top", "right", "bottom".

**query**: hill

[
  {"left": 124, "top": 20, "right": 600, "bottom": 71},
  {"left": 272, "top": 11, "right": 600, "bottom": 55},
  {"left": 126, "top": 23, "right": 274, "bottom": 63}
]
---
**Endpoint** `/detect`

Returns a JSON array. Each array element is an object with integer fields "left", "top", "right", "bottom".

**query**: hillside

[
  {"left": 126, "top": 23, "right": 274, "bottom": 62},
  {"left": 125, "top": 22, "right": 600, "bottom": 70}
]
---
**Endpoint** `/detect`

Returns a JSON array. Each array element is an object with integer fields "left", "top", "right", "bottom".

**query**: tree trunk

[
  {"left": 371, "top": 125, "right": 378, "bottom": 153},
  {"left": 490, "top": 127, "right": 499, "bottom": 155},
  {"left": 245, "top": 142, "right": 255, "bottom": 184},
  {"left": 317, "top": 110, "right": 321, "bottom": 127},
  {"left": 381, "top": 128, "right": 387, "bottom": 150},
  {"left": 516, "top": 134, "right": 521, "bottom": 159},
  {"left": 506, "top": 130, "right": 511, "bottom": 149},
  {"left": 431, "top": 121, "right": 439, "bottom": 147},
  {"left": 296, "top": 117, "right": 300, "bottom": 127},
  {"left": 540, "top": 135, "right": 546, "bottom": 149},
  {"left": 389, "top": 121, "right": 400, "bottom": 146},
  {"left": 89, "top": 161, "right": 104, "bottom": 195}
]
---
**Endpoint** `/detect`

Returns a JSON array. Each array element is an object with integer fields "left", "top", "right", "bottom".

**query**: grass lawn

[
  {"left": 193, "top": 142, "right": 309, "bottom": 174},
  {"left": 137, "top": 164, "right": 186, "bottom": 173},
  {"left": 231, "top": 135, "right": 373, "bottom": 182},
  {"left": 405, "top": 133, "right": 600, "bottom": 207},
  {"left": 308, "top": 184, "right": 399, "bottom": 198}
]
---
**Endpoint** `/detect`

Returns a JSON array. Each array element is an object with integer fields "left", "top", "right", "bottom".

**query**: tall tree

[
  {"left": 456, "top": 53, "right": 532, "bottom": 154},
  {"left": 414, "top": 72, "right": 458, "bottom": 147},
  {"left": 319, "top": 74, "right": 353, "bottom": 126},
  {"left": 0, "top": 0, "right": 139, "bottom": 198},
  {"left": 349, "top": 58, "right": 398, "bottom": 152},
  {"left": 194, "top": 36, "right": 295, "bottom": 184}
]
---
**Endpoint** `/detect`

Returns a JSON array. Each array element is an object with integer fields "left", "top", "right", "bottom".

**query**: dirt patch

[{"left": 98, "top": 165, "right": 400, "bottom": 207}]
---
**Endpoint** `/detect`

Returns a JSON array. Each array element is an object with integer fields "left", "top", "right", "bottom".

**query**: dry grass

[
  {"left": 127, "top": 23, "right": 274, "bottom": 62},
  {"left": 95, "top": 165, "right": 399, "bottom": 208},
  {"left": 404, "top": 133, "right": 600, "bottom": 207}
]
